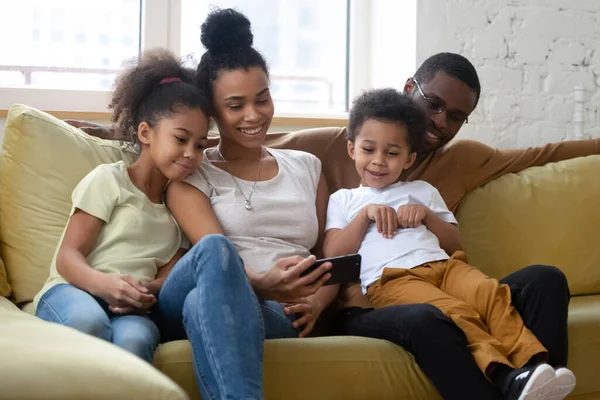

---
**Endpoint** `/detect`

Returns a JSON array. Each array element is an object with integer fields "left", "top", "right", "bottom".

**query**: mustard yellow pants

[{"left": 367, "top": 251, "right": 547, "bottom": 376}]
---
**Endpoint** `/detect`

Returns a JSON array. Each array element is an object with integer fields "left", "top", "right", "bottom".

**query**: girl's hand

[
  {"left": 365, "top": 204, "right": 398, "bottom": 238},
  {"left": 396, "top": 204, "right": 428, "bottom": 228},
  {"left": 250, "top": 255, "right": 332, "bottom": 303},
  {"left": 284, "top": 296, "right": 323, "bottom": 338},
  {"left": 93, "top": 274, "right": 156, "bottom": 311}
]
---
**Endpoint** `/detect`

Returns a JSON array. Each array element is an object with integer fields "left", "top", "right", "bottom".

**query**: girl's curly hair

[
  {"left": 196, "top": 8, "right": 269, "bottom": 111},
  {"left": 109, "top": 48, "right": 209, "bottom": 144}
]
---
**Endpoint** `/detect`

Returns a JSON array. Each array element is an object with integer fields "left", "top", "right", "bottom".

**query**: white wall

[{"left": 417, "top": 0, "right": 600, "bottom": 148}]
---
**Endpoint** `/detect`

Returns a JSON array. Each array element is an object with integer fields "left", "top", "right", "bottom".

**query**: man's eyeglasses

[{"left": 412, "top": 77, "right": 469, "bottom": 125}]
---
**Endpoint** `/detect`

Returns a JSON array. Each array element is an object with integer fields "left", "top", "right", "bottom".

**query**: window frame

[{"left": 0, "top": 0, "right": 415, "bottom": 122}]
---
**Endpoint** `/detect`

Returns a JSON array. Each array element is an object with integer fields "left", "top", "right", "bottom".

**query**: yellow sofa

[{"left": 1, "top": 104, "right": 599, "bottom": 399}]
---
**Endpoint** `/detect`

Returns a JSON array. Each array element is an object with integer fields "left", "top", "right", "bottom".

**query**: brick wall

[{"left": 417, "top": 0, "right": 600, "bottom": 148}]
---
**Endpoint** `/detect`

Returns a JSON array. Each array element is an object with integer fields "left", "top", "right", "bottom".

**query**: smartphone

[{"left": 299, "top": 254, "right": 361, "bottom": 286}]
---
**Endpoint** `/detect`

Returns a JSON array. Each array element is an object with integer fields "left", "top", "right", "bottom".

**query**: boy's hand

[
  {"left": 397, "top": 204, "right": 428, "bottom": 228},
  {"left": 365, "top": 204, "right": 398, "bottom": 238}
]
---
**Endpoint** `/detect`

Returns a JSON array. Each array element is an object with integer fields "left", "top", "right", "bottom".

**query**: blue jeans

[
  {"left": 36, "top": 283, "right": 160, "bottom": 363},
  {"left": 156, "top": 234, "right": 299, "bottom": 400}
]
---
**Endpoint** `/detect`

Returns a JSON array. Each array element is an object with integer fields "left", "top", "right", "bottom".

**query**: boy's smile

[{"left": 348, "top": 119, "right": 416, "bottom": 189}]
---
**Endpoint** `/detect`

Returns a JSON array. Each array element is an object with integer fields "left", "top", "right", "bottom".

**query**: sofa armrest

[{"left": 0, "top": 300, "right": 188, "bottom": 400}]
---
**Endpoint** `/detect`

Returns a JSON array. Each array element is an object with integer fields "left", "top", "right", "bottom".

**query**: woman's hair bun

[{"left": 200, "top": 8, "right": 253, "bottom": 54}]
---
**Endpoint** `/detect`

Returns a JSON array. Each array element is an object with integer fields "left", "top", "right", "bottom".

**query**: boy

[{"left": 323, "top": 88, "right": 576, "bottom": 400}]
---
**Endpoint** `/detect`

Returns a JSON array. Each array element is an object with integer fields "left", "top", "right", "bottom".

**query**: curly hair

[
  {"left": 347, "top": 88, "right": 427, "bottom": 154},
  {"left": 414, "top": 52, "right": 481, "bottom": 107},
  {"left": 195, "top": 8, "right": 269, "bottom": 110},
  {"left": 109, "top": 48, "right": 210, "bottom": 144}
]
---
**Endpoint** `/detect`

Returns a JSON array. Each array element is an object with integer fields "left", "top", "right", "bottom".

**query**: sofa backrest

[
  {"left": 457, "top": 155, "right": 600, "bottom": 296},
  {"left": 0, "top": 105, "right": 138, "bottom": 304}
]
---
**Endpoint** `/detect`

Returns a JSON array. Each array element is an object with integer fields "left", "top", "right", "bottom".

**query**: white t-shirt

[
  {"left": 34, "top": 161, "right": 182, "bottom": 309},
  {"left": 184, "top": 148, "right": 321, "bottom": 273},
  {"left": 326, "top": 180, "right": 457, "bottom": 293}
]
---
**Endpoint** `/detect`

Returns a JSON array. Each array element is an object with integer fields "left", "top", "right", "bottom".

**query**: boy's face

[{"left": 348, "top": 119, "right": 416, "bottom": 189}]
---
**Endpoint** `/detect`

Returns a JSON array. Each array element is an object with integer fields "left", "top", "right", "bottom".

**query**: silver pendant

[{"left": 244, "top": 200, "right": 253, "bottom": 211}]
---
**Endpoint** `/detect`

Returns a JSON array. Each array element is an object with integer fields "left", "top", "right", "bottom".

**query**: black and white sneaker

[
  {"left": 545, "top": 367, "right": 576, "bottom": 399},
  {"left": 503, "top": 363, "right": 556, "bottom": 400}
]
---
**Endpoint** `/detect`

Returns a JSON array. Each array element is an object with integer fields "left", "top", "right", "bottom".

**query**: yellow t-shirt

[{"left": 34, "top": 161, "right": 181, "bottom": 309}]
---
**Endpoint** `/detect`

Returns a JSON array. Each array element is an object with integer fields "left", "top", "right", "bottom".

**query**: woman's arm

[{"left": 166, "top": 181, "right": 224, "bottom": 244}]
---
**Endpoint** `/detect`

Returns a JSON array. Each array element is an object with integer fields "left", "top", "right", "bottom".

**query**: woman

[{"left": 156, "top": 8, "right": 339, "bottom": 400}]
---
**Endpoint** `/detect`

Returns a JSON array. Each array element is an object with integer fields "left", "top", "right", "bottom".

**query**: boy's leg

[
  {"left": 367, "top": 267, "right": 512, "bottom": 375},
  {"left": 439, "top": 253, "right": 547, "bottom": 368},
  {"left": 110, "top": 315, "right": 160, "bottom": 363},
  {"left": 35, "top": 283, "right": 112, "bottom": 342}
]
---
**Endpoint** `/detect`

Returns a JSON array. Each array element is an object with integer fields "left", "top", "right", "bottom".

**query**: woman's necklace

[{"left": 215, "top": 146, "right": 263, "bottom": 211}]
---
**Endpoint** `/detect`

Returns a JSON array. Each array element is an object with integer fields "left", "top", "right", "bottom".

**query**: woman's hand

[
  {"left": 249, "top": 255, "right": 332, "bottom": 303},
  {"left": 283, "top": 295, "right": 323, "bottom": 338}
]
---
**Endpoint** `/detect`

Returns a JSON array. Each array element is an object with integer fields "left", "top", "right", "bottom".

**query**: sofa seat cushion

[
  {"left": 0, "top": 104, "right": 138, "bottom": 304},
  {"left": 456, "top": 155, "right": 600, "bottom": 296},
  {"left": 0, "top": 297, "right": 187, "bottom": 399},
  {"left": 154, "top": 336, "right": 441, "bottom": 400},
  {"left": 567, "top": 295, "right": 600, "bottom": 397}
]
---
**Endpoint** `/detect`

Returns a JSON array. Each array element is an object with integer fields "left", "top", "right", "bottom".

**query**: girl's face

[
  {"left": 211, "top": 66, "right": 274, "bottom": 149},
  {"left": 140, "top": 106, "right": 210, "bottom": 181}
]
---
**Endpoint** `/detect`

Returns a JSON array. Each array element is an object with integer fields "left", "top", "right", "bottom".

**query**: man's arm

[{"left": 453, "top": 139, "right": 600, "bottom": 192}]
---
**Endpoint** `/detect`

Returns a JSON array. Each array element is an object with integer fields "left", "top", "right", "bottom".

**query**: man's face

[{"left": 404, "top": 71, "right": 478, "bottom": 154}]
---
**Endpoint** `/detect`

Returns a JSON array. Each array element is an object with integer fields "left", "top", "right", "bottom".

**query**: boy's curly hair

[
  {"left": 196, "top": 8, "right": 269, "bottom": 111},
  {"left": 110, "top": 48, "right": 209, "bottom": 144},
  {"left": 347, "top": 88, "right": 427, "bottom": 154}
]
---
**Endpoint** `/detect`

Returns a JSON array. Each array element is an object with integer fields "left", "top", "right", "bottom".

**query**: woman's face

[{"left": 212, "top": 66, "right": 274, "bottom": 149}]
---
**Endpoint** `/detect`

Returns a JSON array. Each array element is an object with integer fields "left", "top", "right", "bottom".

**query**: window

[
  {"left": 0, "top": 0, "right": 141, "bottom": 91},
  {"left": 179, "top": 0, "right": 349, "bottom": 114},
  {"left": 0, "top": 1, "right": 416, "bottom": 119}
]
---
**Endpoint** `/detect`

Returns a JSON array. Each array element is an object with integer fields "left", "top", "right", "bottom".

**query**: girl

[
  {"left": 155, "top": 8, "right": 336, "bottom": 400},
  {"left": 34, "top": 48, "right": 211, "bottom": 363}
]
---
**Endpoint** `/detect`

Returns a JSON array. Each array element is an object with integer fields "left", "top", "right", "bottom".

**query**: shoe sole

[
  {"left": 545, "top": 368, "right": 576, "bottom": 400},
  {"left": 518, "top": 364, "right": 557, "bottom": 400}
]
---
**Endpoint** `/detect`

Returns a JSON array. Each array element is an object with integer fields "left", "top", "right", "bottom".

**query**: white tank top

[{"left": 184, "top": 148, "right": 321, "bottom": 273}]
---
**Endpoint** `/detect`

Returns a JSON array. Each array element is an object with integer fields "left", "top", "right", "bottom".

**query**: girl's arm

[
  {"left": 57, "top": 210, "right": 156, "bottom": 307},
  {"left": 143, "top": 247, "right": 188, "bottom": 296}
]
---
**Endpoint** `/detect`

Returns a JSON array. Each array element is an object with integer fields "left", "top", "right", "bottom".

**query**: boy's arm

[
  {"left": 422, "top": 209, "right": 463, "bottom": 256},
  {"left": 323, "top": 207, "right": 370, "bottom": 258},
  {"left": 452, "top": 139, "right": 600, "bottom": 192}
]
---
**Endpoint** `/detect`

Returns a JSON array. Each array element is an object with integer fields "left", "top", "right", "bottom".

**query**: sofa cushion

[
  {"left": 0, "top": 104, "right": 138, "bottom": 304},
  {"left": 0, "top": 256, "right": 10, "bottom": 298},
  {"left": 566, "top": 295, "right": 600, "bottom": 397},
  {"left": 154, "top": 336, "right": 441, "bottom": 400},
  {"left": 456, "top": 155, "right": 600, "bottom": 296},
  {"left": 0, "top": 297, "right": 188, "bottom": 399}
]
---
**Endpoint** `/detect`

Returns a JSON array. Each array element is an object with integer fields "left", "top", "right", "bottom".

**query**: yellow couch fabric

[
  {"left": 0, "top": 296, "right": 188, "bottom": 400},
  {"left": 154, "top": 336, "right": 441, "bottom": 400},
  {"left": 0, "top": 104, "right": 138, "bottom": 304},
  {"left": 457, "top": 155, "right": 600, "bottom": 296},
  {"left": 0, "top": 256, "right": 10, "bottom": 297}
]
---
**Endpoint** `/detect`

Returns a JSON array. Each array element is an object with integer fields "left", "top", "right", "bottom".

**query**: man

[{"left": 334, "top": 53, "right": 598, "bottom": 400}]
